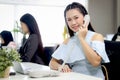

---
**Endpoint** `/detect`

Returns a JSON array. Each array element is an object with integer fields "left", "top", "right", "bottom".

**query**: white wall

[
  {"left": 0, "top": 0, "right": 87, "bottom": 7},
  {"left": 0, "top": 4, "right": 14, "bottom": 32},
  {"left": 88, "top": 0, "right": 116, "bottom": 36}
]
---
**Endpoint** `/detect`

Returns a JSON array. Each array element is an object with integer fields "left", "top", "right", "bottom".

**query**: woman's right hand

[{"left": 58, "top": 65, "right": 72, "bottom": 73}]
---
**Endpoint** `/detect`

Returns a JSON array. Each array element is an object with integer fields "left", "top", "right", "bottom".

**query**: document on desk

[{"left": 13, "top": 62, "right": 49, "bottom": 74}]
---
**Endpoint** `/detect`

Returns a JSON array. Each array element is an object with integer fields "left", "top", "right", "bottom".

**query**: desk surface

[
  {"left": 0, "top": 72, "right": 102, "bottom": 80},
  {"left": 0, "top": 62, "right": 102, "bottom": 80}
]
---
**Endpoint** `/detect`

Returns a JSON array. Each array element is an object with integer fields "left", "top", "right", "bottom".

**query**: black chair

[
  {"left": 44, "top": 45, "right": 58, "bottom": 65},
  {"left": 102, "top": 40, "right": 120, "bottom": 80}
]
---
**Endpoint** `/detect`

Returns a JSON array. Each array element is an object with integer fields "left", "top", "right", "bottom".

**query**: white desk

[
  {"left": 0, "top": 62, "right": 102, "bottom": 80},
  {"left": 0, "top": 72, "right": 102, "bottom": 80}
]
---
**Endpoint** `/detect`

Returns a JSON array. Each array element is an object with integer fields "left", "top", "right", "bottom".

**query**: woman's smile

[{"left": 71, "top": 25, "right": 80, "bottom": 32}]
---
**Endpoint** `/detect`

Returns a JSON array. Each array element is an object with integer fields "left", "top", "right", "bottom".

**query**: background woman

[
  {"left": 0, "top": 30, "right": 16, "bottom": 48},
  {"left": 19, "top": 13, "right": 47, "bottom": 65}
]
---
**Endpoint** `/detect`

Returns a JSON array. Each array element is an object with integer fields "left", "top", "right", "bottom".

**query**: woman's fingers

[
  {"left": 77, "top": 25, "right": 88, "bottom": 39},
  {"left": 61, "top": 65, "right": 71, "bottom": 73}
]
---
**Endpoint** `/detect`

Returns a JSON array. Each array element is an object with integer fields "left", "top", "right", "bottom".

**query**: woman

[
  {"left": 49, "top": 2, "right": 109, "bottom": 79},
  {"left": 0, "top": 30, "right": 16, "bottom": 48},
  {"left": 19, "top": 13, "right": 46, "bottom": 65}
]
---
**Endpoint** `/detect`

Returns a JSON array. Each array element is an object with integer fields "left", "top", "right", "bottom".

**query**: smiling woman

[{"left": 49, "top": 2, "right": 109, "bottom": 80}]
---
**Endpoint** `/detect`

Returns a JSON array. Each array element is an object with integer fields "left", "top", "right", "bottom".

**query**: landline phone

[
  {"left": 83, "top": 14, "right": 90, "bottom": 27},
  {"left": 76, "top": 14, "right": 90, "bottom": 35}
]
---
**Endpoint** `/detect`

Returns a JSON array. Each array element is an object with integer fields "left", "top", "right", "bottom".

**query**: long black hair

[
  {"left": 64, "top": 2, "right": 95, "bottom": 37},
  {"left": 20, "top": 13, "right": 47, "bottom": 64},
  {"left": 0, "top": 30, "right": 13, "bottom": 46}
]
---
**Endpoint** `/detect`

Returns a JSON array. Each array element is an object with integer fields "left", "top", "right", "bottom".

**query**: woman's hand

[
  {"left": 77, "top": 15, "right": 90, "bottom": 40},
  {"left": 58, "top": 65, "right": 72, "bottom": 73},
  {"left": 78, "top": 25, "right": 88, "bottom": 40},
  {"left": 7, "top": 42, "right": 17, "bottom": 49}
]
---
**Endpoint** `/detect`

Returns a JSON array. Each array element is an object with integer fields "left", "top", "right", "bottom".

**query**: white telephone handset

[
  {"left": 83, "top": 14, "right": 90, "bottom": 27},
  {"left": 76, "top": 14, "right": 90, "bottom": 35}
]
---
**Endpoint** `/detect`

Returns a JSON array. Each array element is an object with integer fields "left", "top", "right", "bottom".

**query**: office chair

[{"left": 103, "top": 40, "right": 120, "bottom": 80}]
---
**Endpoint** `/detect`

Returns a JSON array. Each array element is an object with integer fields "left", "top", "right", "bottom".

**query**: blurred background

[{"left": 0, "top": 0, "right": 120, "bottom": 46}]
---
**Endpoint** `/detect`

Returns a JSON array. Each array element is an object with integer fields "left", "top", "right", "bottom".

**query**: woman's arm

[
  {"left": 49, "top": 38, "right": 71, "bottom": 72},
  {"left": 79, "top": 33, "right": 103, "bottom": 67},
  {"left": 49, "top": 58, "right": 62, "bottom": 70}
]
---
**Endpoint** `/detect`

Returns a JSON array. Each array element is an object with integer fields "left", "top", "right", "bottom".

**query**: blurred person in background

[
  {"left": 19, "top": 13, "right": 47, "bottom": 65},
  {"left": 0, "top": 30, "right": 16, "bottom": 49}
]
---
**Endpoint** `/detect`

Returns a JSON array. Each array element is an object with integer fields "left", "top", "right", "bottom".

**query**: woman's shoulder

[
  {"left": 92, "top": 32, "right": 104, "bottom": 41},
  {"left": 29, "top": 34, "right": 39, "bottom": 41},
  {"left": 29, "top": 34, "right": 38, "bottom": 39},
  {"left": 30, "top": 34, "right": 38, "bottom": 37}
]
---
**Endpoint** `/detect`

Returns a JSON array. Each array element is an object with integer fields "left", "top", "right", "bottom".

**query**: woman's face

[
  {"left": 21, "top": 22, "right": 29, "bottom": 34},
  {"left": 0, "top": 36, "right": 5, "bottom": 44},
  {"left": 66, "top": 9, "right": 84, "bottom": 32}
]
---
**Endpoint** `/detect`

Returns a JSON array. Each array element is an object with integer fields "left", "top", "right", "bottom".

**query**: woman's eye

[
  {"left": 74, "top": 17, "right": 79, "bottom": 19},
  {"left": 67, "top": 19, "right": 71, "bottom": 21}
]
